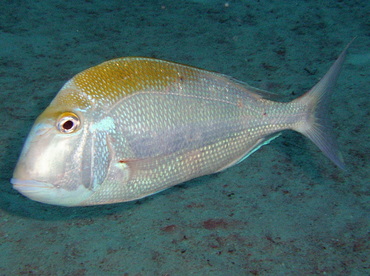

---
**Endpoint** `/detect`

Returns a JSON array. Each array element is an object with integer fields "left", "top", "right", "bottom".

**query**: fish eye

[{"left": 56, "top": 112, "right": 80, "bottom": 133}]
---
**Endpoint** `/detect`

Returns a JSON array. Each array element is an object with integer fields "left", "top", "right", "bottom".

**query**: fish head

[{"left": 11, "top": 80, "right": 101, "bottom": 206}]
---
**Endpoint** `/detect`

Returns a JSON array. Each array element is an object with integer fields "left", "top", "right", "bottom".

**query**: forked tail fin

[{"left": 291, "top": 39, "right": 355, "bottom": 170}]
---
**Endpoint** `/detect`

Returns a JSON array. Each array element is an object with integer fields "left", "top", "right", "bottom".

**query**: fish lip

[
  {"left": 11, "top": 178, "right": 54, "bottom": 193},
  {"left": 10, "top": 178, "right": 93, "bottom": 207}
]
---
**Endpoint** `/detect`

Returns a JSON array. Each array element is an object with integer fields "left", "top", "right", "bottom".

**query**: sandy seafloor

[{"left": 0, "top": 0, "right": 369, "bottom": 275}]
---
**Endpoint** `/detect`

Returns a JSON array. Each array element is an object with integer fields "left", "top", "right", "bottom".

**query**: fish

[{"left": 11, "top": 42, "right": 352, "bottom": 207}]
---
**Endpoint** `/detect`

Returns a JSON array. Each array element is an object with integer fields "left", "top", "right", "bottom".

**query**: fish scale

[{"left": 11, "top": 42, "right": 351, "bottom": 206}]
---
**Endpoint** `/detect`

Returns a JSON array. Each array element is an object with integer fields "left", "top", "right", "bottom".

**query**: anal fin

[{"left": 215, "top": 133, "right": 281, "bottom": 173}]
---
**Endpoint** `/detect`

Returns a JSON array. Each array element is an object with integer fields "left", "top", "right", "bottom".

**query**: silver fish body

[{"left": 11, "top": 44, "right": 350, "bottom": 206}]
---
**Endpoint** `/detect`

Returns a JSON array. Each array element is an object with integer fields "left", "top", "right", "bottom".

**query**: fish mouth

[
  {"left": 11, "top": 178, "right": 94, "bottom": 207},
  {"left": 11, "top": 178, "right": 55, "bottom": 201}
]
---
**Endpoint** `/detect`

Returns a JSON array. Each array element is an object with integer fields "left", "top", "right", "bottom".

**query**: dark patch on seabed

[{"left": 0, "top": 0, "right": 369, "bottom": 275}]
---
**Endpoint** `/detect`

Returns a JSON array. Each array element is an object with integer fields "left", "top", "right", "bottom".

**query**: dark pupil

[{"left": 63, "top": 120, "right": 74, "bottom": 130}]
